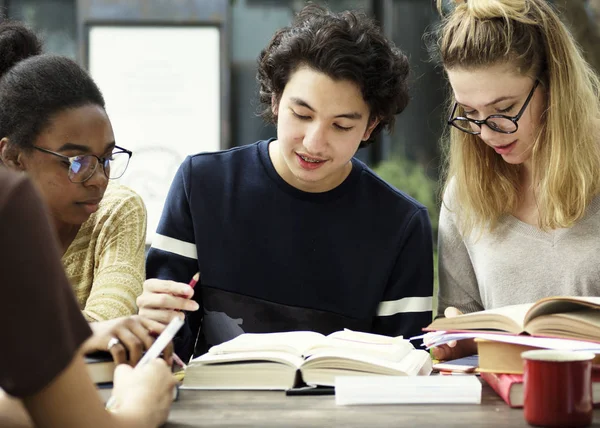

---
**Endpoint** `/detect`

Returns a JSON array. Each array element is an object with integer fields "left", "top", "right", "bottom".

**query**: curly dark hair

[
  {"left": 0, "top": 21, "right": 105, "bottom": 151},
  {"left": 257, "top": 4, "right": 410, "bottom": 147}
]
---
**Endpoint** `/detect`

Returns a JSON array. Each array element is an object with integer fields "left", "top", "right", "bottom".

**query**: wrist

[{"left": 107, "top": 403, "right": 154, "bottom": 428}]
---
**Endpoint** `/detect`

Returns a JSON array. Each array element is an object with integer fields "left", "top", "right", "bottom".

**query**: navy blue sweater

[{"left": 146, "top": 140, "right": 433, "bottom": 361}]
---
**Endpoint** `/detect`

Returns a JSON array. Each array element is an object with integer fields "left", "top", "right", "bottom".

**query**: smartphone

[
  {"left": 106, "top": 316, "right": 184, "bottom": 411},
  {"left": 136, "top": 316, "right": 185, "bottom": 368},
  {"left": 433, "top": 354, "right": 479, "bottom": 373}
]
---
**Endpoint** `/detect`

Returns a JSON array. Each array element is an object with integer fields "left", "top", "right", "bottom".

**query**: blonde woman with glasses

[{"left": 430, "top": 0, "right": 600, "bottom": 360}]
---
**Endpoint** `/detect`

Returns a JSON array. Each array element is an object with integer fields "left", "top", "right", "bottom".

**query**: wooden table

[{"left": 166, "top": 382, "right": 600, "bottom": 427}]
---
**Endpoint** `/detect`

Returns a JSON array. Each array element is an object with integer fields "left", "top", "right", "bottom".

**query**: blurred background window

[{"left": 6, "top": 0, "right": 77, "bottom": 59}]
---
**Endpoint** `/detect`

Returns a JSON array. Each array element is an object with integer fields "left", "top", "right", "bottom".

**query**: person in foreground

[
  {"left": 0, "top": 168, "right": 176, "bottom": 428},
  {"left": 139, "top": 4, "right": 434, "bottom": 361},
  {"left": 430, "top": 0, "right": 600, "bottom": 360},
  {"left": 0, "top": 22, "right": 156, "bottom": 362}
]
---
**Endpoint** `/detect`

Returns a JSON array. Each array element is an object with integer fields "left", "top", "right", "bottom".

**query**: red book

[
  {"left": 481, "top": 372, "right": 524, "bottom": 407},
  {"left": 482, "top": 371, "right": 600, "bottom": 408}
]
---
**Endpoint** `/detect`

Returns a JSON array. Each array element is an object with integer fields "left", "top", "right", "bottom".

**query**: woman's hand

[
  {"left": 137, "top": 278, "right": 199, "bottom": 326},
  {"left": 110, "top": 359, "right": 177, "bottom": 427},
  {"left": 82, "top": 315, "right": 171, "bottom": 365},
  {"left": 428, "top": 307, "right": 477, "bottom": 361}
]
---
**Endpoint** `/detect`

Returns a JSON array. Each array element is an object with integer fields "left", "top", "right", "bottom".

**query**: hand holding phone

[
  {"left": 106, "top": 316, "right": 184, "bottom": 411},
  {"left": 136, "top": 316, "right": 185, "bottom": 368}
]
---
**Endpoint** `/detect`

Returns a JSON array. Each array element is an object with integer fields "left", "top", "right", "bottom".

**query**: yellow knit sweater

[{"left": 62, "top": 183, "right": 147, "bottom": 322}]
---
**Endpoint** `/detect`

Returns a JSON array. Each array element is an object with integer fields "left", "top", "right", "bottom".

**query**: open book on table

[
  {"left": 426, "top": 296, "right": 600, "bottom": 342},
  {"left": 181, "top": 329, "right": 432, "bottom": 390}
]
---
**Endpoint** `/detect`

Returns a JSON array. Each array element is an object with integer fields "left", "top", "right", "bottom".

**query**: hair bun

[
  {"left": 466, "top": 0, "right": 527, "bottom": 20},
  {"left": 0, "top": 21, "right": 42, "bottom": 80}
]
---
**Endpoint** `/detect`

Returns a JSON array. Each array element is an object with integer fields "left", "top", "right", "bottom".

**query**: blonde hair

[{"left": 434, "top": 0, "right": 600, "bottom": 234}]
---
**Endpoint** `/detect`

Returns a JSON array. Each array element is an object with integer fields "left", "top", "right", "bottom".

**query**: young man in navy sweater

[{"left": 138, "top": 4, "right": 434, "bottom": 361}]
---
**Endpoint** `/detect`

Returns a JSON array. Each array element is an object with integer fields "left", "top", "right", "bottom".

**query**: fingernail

[{"left": 189, "top": 302, "right": 199, "bottom": 311}]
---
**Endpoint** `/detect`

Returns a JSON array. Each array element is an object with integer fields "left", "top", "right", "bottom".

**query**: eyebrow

[
  {"left": 58, "top": 141, "right": 116, "bottom": 154},
  {"left": 290, "top": 97, "right": 363, "bottom": 120},
  {"left": 458, "top": 95, "right": 518, "bottom": 109}
]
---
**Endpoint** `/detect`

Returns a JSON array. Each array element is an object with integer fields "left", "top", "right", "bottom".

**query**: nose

[
  {"left": 478, "top": 123, "right": 497, "bottom": 144},
  {"left": 84, "top": 161, "right": 109, "bottom": 188},
  {"left": 303, "top": 123, "right": 328, "bottom": 154}
]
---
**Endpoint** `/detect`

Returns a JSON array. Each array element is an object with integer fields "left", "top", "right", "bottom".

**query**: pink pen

[
  {"left": 170, "top": 273, "right": 199, "bottom": 370},
  {"left": 189, "top": 272, "right": 199, "bottom": 289}
]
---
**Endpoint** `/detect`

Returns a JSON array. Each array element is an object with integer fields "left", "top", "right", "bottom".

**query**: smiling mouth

[{"left": 298, "top": 154, "right": 326, "bottom": 163}]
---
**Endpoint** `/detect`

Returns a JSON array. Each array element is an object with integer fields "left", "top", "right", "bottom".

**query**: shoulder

[
  {"left": 177, "top": 142, "right": 265, "bottom": 193},
  {"left": 572, "top": 193, "right": 600, "bottom": 230},
  {"left": 99, "top": 183, "right": 146, "bottom": 216},
  {"left": 188, "top": 142, "right": 261, "bottom": 172},
  {"left": 0, "top": 171, "right": 50, "bottom": 239},
  {"left": 354, "top": 159, "right": 428, "bottom": 215},
  {"left": 439, "top": 176, "right": 461, "bottom": 216},
  {"left": 0, "top": 169, "right": 32, "bottom": 209},
  {"left": 83, "top": 184, "right": 146, "bottom": 232},
  {"left": 438, "top": 177, "right": 464, "bottom": 234}
]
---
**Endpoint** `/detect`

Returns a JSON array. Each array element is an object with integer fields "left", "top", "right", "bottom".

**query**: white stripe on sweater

[
  {"left": 151, "top": 233, "right": 198, "bottom": 260},
  {"left": 377, "top": 296, "right": 432, "bottom": 316}
]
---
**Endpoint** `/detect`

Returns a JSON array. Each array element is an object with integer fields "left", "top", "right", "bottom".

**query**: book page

[
  {"left": 524, "top": 296, "right": 600, "bottom": 326},
  {"left": 306, "top": 330, "right": 414, "bottom": 362},
  {"left": 327, "top": 329, "right": 405, "bottom": 343},
  {"left": 191, "top": 351, "right": 305, "bottom": 369},
  {"left": 301, "top": 349, "right": 432, "bottom": 386},
  {"left": 426, "top": 331, "right": 600, "bottom": 352},
  {"left": 335, "top": 375, "right": 481, "bottom": 405},
  {"left": 207, "top": 331, "right": 325, "bottom": 357},
  {"left": 427, "top": 304, "right": 532, "bottom": 333},
  {"left": 184, "top": 352, "right": 301, "bottom": 390},
  {"left": 525, "top": 309, "right": 600, "bottom": 342}
]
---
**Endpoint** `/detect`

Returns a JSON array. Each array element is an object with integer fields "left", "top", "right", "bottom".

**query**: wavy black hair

[{"left": 257, "top": 4, "right": 410, "bottom": 147}]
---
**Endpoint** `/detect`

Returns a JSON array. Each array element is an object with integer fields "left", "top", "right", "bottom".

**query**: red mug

[{"left": 521, "top": 350, "right": 594, "bottom": 427}]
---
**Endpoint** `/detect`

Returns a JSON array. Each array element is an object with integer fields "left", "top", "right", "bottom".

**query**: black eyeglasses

[
  {"left": 33, "top": 145, "right": 132, "bottom": 183},
  {"left": 448, "top": 80, "right": 540, "bottom": 135}
]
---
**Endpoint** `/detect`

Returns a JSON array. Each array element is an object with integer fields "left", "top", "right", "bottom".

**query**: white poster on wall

[{"left": 88, "top": 26, "right": 221, "bottom": 243}]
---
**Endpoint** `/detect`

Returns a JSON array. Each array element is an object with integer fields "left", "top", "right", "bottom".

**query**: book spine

[{"left": 480, "top": 372, "right": 520, "bottom": 408}]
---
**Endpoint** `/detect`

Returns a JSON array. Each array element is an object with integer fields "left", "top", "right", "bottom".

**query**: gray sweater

[{"left": 438, "top": 187, "right": 600, "bottom": 315}]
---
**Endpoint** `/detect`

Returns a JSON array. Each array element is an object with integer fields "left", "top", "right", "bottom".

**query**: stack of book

[
  {"left": 84, "top": 351, "right": 116, "bottom": 402},
  {"left": 424, "top": 296, "right": 600, "bottom": 407},
  {"left": 85, "top": 351, "right": 179, "bottom": 403}
]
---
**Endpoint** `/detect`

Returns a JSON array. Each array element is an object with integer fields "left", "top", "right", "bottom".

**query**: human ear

[
  {"left": 362, "top": 118, "right": 381, "bottom": 141},
  {"left": 0, "top": 138, "right": 25, "bottom": 170}
]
